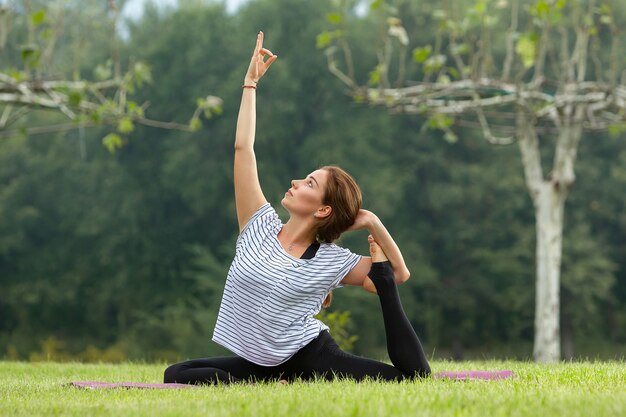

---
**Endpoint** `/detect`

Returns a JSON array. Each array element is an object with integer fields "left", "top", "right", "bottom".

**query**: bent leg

[
  {"left": 164, "top": 356, "right": 280, "bottom": 385},
  {"left": 369, "top": 261, "right": 431, "bottom": 378},
  {"left": 279, "top": 330, "right": 405, "bottom": 382}
]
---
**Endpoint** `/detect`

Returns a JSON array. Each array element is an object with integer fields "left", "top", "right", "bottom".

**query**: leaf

[
  {"left": 127, "top": 101, "right": 144, "bottom": 118},
  {"left": 132, "top": 62, "right": 152, "bottom": 86},
  {"left": 117, "top": 117, "right": 134, "bottom": 134},
  {"left": 413, "top": 45, "right": 432, "bottom": 63},
  {"left": 451, "top": 43, "right": 469, "bottom": 56},
  {"left": 20, "top": 44, "right": 39, "bottom": 64},
  {"left": 444, "top": 131, "right": 458, "bottom": 143},
  {"left": 316, "top": 31, "right": 335, "bottom": 49},
  {"left": 7, "top": 69, "right": 27, "bottom": 81},
  {"left": 40, "top": 29, "right": 53, "bottom": 42},
  {"left": 31, "top": 10, "right": 46, "bottom": 26},
  {"left": 189, "top": 117, "right": 202, "bottom": 132},
  {"left": 102, "top": 133, "right": 123, "bottom": 153},
  {"left": 607, "top": 124, "right": 625, "bottom": 138},
  {"left": 368, "top": 65, "right": 382, "bottom": 86},
  {"left": 427, "top": 113, "right": 454, "bottom": 130},
  {"left": 94, "top": 63, "right": 112, "bottom": 81},
  {"left": 473, "top": 0, "right": 487, "bottom": 15},
  {"left": 447, "top": 67, "right": 460, "bottom": 79},
  {"left": 424, "top": 54, "right": 447, "bottom": 75},
  {"left": 67, "top": 90, "right": 83, "bottom": 107},
  {"left": 437, "top": 74, "right": 451, "bottom": 85},
  {"left": 600, "top": 15, "right": 612, "bottom": 25},
  {"left": 326, "top": 13, "right": 342, "bottom": 24},
  {"left": 432, "top": 9, "right": 447, "bottom": 20},
  {"left": 515, "top": 33, "right": 538, "bottom": 68},
  {"left": 370, "top": 0, "right": 384, "bottom": 11},
  {"left": 533, "top": 0, "right": 550, "bottom": 19}
]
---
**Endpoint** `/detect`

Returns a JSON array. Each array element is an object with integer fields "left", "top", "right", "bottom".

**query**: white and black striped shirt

[{"left": 212, "top": 203, "right": 362, "bottom": 366}]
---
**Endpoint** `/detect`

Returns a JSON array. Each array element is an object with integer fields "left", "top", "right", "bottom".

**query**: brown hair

[
  {"left": 317, "top": 166, "right": 362, "bottom": 309},
  {"left": 316, "top": 166, "right": 362, "bottom": 243}
]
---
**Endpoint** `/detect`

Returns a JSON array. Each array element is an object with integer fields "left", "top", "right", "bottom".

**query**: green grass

[{"left": 1, "top": 360, "right": 625, "bottom": 417}]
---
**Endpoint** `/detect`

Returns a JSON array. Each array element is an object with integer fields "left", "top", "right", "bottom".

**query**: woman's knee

[{"left": 163, "top": 362, "right": 184, "bottom": 383}]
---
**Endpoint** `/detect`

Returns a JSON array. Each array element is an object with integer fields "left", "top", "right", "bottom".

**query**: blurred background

[{"left": 1, "top": 0, "right": 625, "bottom": 363}]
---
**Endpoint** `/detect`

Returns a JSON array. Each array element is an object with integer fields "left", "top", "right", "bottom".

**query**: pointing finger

[
  {"left": 254, "top": 31, "right": 263, "bottom": 54},
  {"left": 265, "top": 54, "right": 278, "bottom": 68}
]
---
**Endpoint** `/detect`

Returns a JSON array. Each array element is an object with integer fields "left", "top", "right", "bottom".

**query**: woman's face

[{"left": 281, "top": 169, "right": 330, "bottom": 218}]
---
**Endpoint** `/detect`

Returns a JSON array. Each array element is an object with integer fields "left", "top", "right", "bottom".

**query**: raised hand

[{"left": 244, "top": 31, "right": 278, "bottom": 85}]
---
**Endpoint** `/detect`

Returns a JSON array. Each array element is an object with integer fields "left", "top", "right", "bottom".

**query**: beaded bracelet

[{"left": 242, "top": 84, "right": 257, "bottom": 89}]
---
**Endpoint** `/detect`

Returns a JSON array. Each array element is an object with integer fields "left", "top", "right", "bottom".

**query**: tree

[
  {"left": 0, "top": 0, "right": 220, "bottom": 152},
  {"left": 321, "top": 0, "right": 626, "bottom": 362}
]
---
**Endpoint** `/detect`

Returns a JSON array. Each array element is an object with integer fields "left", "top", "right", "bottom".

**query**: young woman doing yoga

[{"left": 164, "top": 31, "right": 431, "bottom": 384}]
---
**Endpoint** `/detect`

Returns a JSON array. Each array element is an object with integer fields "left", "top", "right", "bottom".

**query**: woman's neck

[{"left": 279, "top": 217, "right": 317, "bottom": 247}]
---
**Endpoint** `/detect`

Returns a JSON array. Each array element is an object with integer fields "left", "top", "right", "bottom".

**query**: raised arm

[
  {"left": 234, "top": 31, "right": 278, "bottom": 231},
  {"left": 340, "top": 210, "right": 411, "bottom": 293}
]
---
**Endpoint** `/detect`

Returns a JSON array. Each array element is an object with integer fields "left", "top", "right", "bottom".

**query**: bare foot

[{"left": 368, "top": 235, "right": 388, "bottom": 262}]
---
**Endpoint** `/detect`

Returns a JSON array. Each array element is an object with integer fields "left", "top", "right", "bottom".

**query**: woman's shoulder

[
  {"left": 237, "top": 204, "right": 282, "bottom": 251},
  {"left": 319, "top": 242, "right": 355, "bottom": 258}
]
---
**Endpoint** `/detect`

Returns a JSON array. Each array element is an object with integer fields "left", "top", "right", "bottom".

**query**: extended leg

[
  {"left": 164, "top": 356, "right": 282, "bottom": 385},
  {"left": 367, "top": 237, "right": 431, "bottom": 378}
]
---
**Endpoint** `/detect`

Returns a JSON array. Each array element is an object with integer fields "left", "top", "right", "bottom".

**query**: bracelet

[{"left": 242, "top": 84, "right": 257, "bottom": 89}]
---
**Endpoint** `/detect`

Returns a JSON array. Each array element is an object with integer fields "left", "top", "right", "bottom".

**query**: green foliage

[
  {"left": 413, "top": 45, "right": 432, "bottom": 63},
  {"left": 316, "top": 29, "right": 345, "bottom": 49},
  {"left": 516, "top": 32, "right": 538, "bottom": 69},
  {"left": 315, "top": 310, "right": 359, "bottom": 351},
  {"left": 102, "top": 132, "right": 124, "bottom": 153}
]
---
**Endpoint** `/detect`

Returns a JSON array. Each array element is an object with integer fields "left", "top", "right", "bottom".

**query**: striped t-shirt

[{"left": 212, "top": 203, "right": 362, "bottom": 366}]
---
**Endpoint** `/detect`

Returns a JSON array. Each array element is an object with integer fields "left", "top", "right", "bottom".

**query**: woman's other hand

[{"left": 244, "top": 31, "right": 278, "bottom": 85}]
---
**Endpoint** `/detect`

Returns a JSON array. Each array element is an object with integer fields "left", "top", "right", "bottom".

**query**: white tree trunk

[
  {"left": 532, "top": 182, "right": 565, "bottom": 363},
  {"left": 517, "top": 109, "right": 580, "bottom": 363}
]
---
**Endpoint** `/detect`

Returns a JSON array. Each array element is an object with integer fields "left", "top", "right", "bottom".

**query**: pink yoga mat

[
  {"left": 433, "top": 370, "right": 516, "bottom": 380},
  {"left": 70, "top": 381, "right": 196, "bottom": 389},
  {"left": 70, "top": 371, "right": 515, "bottom": 389}
]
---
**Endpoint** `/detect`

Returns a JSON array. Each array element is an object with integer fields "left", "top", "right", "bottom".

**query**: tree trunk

[{"left": 532, "top": 181, "right": 565, "bottom": 363}]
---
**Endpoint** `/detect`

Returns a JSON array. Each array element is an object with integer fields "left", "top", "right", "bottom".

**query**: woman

[{"left": 164, "top": 31, "right": 430, "bottom": 384}]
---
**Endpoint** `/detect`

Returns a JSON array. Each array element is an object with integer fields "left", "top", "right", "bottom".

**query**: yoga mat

[
  {"left": 432, "top": 370, "right": 516, "bottom": 381},
  {"left": 70, "top": 381, "right": 196, "bottom": 389}
]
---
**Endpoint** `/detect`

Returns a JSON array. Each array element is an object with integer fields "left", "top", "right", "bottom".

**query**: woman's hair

[
  {"left": 317, "top": 166, "right": 362, "bottom": 310},
  {"left": 316, "top": 165, "right": 362, "bottom": 244},
  {"left": 322, "top": 292, "right": 333, "bottom": 308}
]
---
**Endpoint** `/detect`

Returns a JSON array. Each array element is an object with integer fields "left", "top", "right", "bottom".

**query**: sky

[{"left": 122, "top": 0, "right": 251, "bottom": 19}]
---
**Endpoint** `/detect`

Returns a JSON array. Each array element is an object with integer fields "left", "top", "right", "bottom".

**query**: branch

[
  {"left": 0, "top": 112, "right": 194, "bottom": 139},
  {"left": 473, "top": 93, "right": 516, "bottom": 145},
  {"left": 502, "top": 0, "right": 519, "bottom": 81},
  {"left": 531, "top": 23, "right": 550, "bottom": 88},
  {"left": 325, "top": 47, "right": 357, "bottom": 89},
  {"left": 516, "top": 109, "right": 544, "bottom": 198},
  {"left": 552, "top": 105, "right": 584, "bottom": 189}
]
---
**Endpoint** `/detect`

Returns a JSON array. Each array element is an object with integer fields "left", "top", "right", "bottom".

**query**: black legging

[{"left": 164, "top": 261, "right": 431, "bottom": 384}]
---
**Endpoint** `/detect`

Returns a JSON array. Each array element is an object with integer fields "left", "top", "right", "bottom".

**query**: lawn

[{"left": 1, "top": 360, "right": 625, "bottom": 417}]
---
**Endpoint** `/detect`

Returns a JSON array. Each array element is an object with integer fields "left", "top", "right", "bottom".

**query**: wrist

[{"left": 243, "top": 78, "right": 257, "bottom": 86}]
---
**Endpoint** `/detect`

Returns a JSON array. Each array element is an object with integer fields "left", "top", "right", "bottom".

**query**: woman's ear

[{"left": 315, "top": 205, "right": 332, "bottom": 219}]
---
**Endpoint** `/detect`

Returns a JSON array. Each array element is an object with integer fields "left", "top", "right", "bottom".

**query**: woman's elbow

[{"left": 395, "top": 268, "right": 410, "bottom": 284}]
